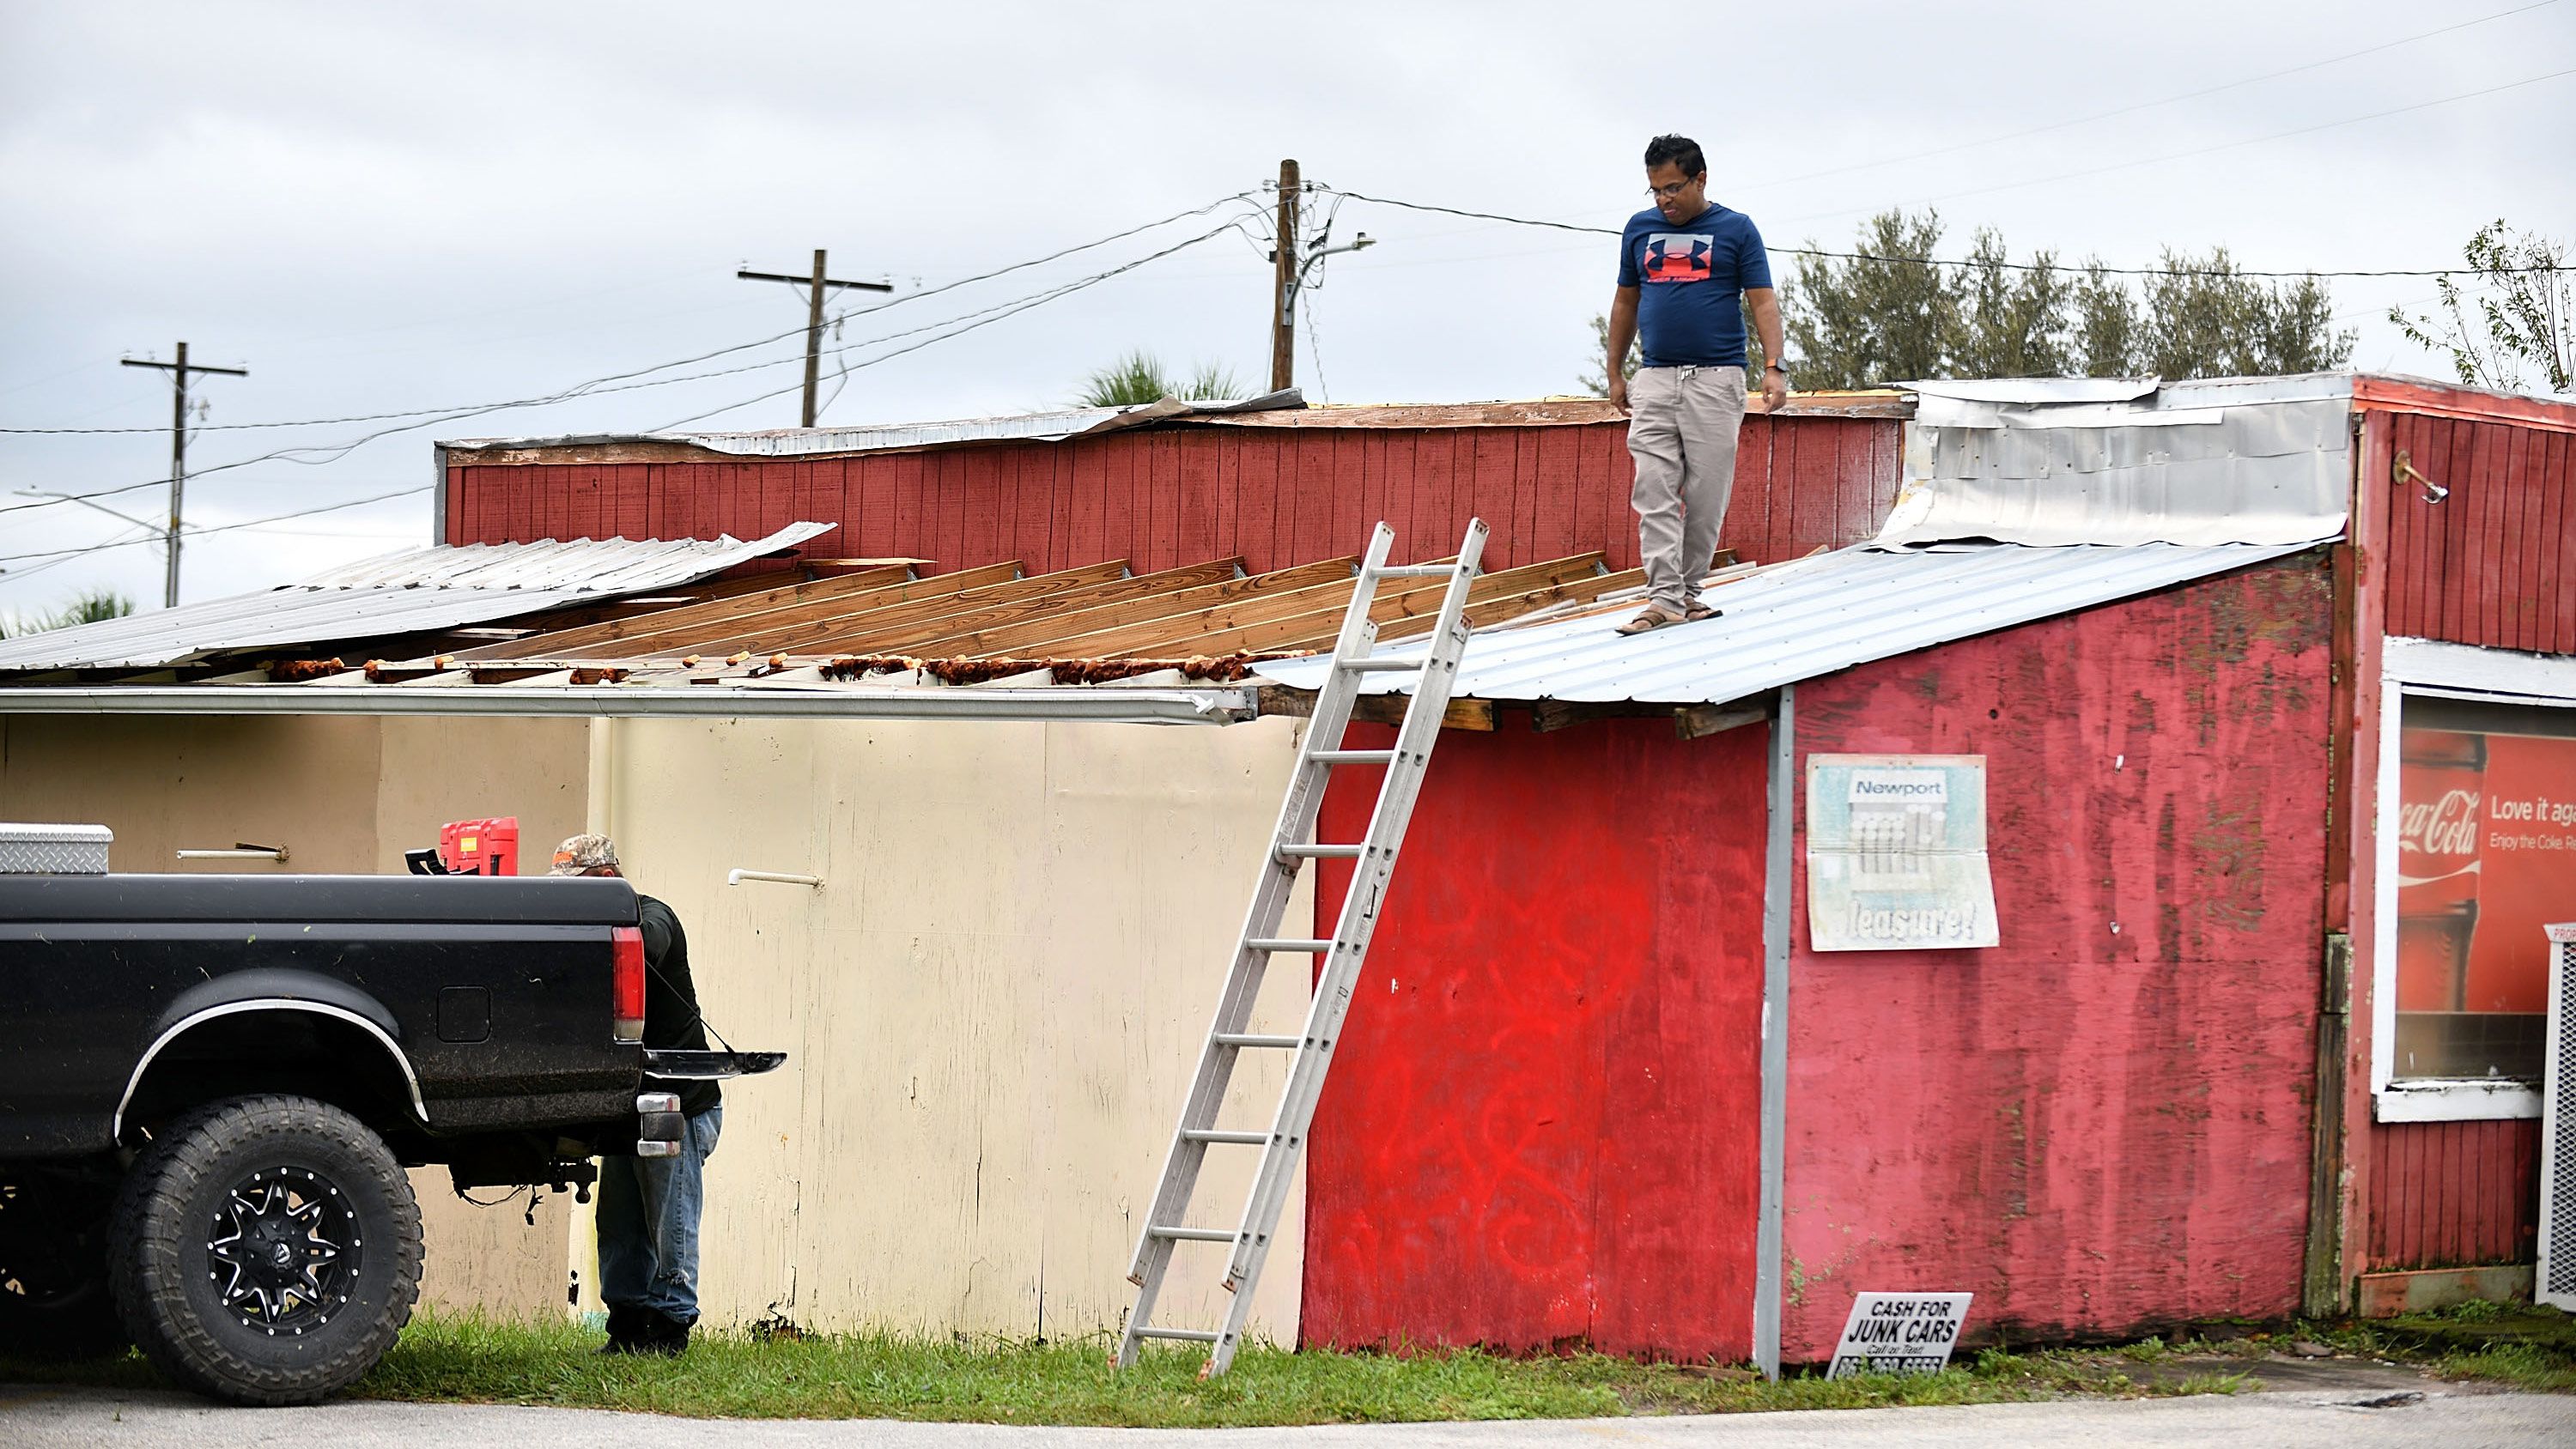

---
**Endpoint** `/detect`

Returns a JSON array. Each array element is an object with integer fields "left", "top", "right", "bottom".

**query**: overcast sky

[{"left": 3, "top": 0, "right": 2569, "bottom": 614}]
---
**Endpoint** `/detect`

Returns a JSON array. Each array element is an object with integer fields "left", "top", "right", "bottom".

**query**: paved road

[{"left": 4, "top": 1382, "right": 2570, "bottom": 1448}]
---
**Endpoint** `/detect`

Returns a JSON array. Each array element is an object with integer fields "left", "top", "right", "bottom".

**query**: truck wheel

[
  {"left": 0, "top": 1174, "right": 127, "bottom": 1360},
  {"left": 109, "top": 1095, "right": 422, "bottom": 1405}
]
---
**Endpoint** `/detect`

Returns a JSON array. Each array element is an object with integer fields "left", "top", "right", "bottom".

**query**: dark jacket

[{"left": 638, "top": 894, "right": 720, "bottom": 1116}]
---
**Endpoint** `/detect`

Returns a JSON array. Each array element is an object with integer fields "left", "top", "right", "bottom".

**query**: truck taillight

[{"left": 611, "top": 925, "right": 646, "bottom": 1043}]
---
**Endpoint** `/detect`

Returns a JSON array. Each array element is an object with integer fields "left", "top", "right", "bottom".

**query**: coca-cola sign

[{"left": 2397, "top": 787, "right": 2481, "bottom": 861}]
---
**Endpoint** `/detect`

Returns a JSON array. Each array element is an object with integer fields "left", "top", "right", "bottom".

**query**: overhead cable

[
  {"left": 1310, "top": 181, "right": 2574, "bottom": 279},
  {"left": 0, "top": 193, "right": 1262, "bottom": 438}
]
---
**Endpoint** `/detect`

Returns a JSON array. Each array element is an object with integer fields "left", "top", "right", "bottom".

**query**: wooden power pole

[
  {"left": 1269, "top": 159, "right": 1302, "bottom": 393},
  {"left": 738, "top": 250, "right": 894, "bottom": 427},
  {"left": 120, "top": 341, "right": 247, "bottom": 609}
]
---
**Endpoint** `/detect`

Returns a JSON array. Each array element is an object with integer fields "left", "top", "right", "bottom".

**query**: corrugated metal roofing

[
  {"left": 442, "top": 391, "right": 1303, "bottom": 458},
  {"left": 1876, "top": 377, "right": 2352, "bottom": 549},
  {"left": 290, "top": 524, "right": 834, "bottom": 589},
  {"left": 1255, "top": 540, "right": 2324, "bottom": 706},
  {"left": 0, "top": 523, "right": 832, "bottom": 673}
]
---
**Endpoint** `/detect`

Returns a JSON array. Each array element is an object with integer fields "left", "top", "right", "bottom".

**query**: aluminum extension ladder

[{"left": 1116, "top": 517, "right": 1488, "bottom": 1376}]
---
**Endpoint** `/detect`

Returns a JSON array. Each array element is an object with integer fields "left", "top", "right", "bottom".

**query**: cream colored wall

[
  {"left": 0, "top": 712, "right": 590, "bottom": 1322},
  {"left": 0, "top": 713, "right": 384, "bottom": 875},
  {"left": 588, "top": 712, "right": 1311, "bottom": 1345}
]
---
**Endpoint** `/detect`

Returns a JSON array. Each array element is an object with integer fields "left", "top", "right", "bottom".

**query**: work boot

[
  {"left": 635, "top": 1309, "right": 693, "bottom": 1356},
  {"left": 598, "top": 1304, "right": 646, "bottom": 1355}
]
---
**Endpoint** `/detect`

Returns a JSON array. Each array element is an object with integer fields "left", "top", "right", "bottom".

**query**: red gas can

[{"left": 437, "top": 817, "right": 520, "bottom": 876}]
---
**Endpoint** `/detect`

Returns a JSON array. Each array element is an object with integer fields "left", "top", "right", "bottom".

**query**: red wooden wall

[
  {"left": 2365, "top": 1119, "right": 2543, "bottom": 1270},
  {"left": 2358, "top": 392, "right": 2570, "bottom": 1282},
  {"left": 1779, "top": 556, "right": 2336, "bottom": 1357},
  {"left": 1301, "top": 716, "right": 1771, "bottom": 1361},
  {"left": 2377, "top": 404, "right": 2576, "bottom": 652},
  {"left": 443, "top": 415, "right": 1900, "bottom": 576}
]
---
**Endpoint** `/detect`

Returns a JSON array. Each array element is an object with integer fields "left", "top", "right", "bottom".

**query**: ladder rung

[
  {"left": 1309, "top": 749, "right": 1394, "bottom": 765},
  {"left": 1182, "top": 1129, "right": 1270, "bottom": 1144},
  {"left": 1149, "top": 1225, "right": 1238, "bottom": 1242},
  {"left": 1133, "top": 1326, "right": 1224, "bottom": 1343},
  {"left": 1247, "top": 937, "right": 1332, "bottom": 954},
  {"left": 1368, "top": 564, "right": 1455, "bottom": 579},
  {"left": 1337, "top": 657, "right": 1421, "bottom": 673},
  {"left": 1278, "top": 843, "right": 1363, "bottom": 859},
  {"left": 1214, "top": 1033, "right": 1301, "bottom": 1048}
]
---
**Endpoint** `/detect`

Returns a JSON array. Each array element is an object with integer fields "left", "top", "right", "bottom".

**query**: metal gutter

[
  {"left": 1753, "top": 685, "right": 1794, "bottom": 1382},
  {"left": 0, "top": 684, "right": 1256, "bottom": 726}
]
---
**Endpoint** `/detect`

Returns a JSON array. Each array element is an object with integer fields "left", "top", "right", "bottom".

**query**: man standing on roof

[
  {"left": 552, "top": 832, "right": 724, "bottom": 1356},
  {"left": 1605, "top": 133, "right": 1789, "bottom": 635}
]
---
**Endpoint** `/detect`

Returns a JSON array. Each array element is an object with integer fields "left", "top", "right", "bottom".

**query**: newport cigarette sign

[
  {"left": 1827, "top": 1292, "right": 1974, "bottom": 1378},
  {"left": 1806, "top": 755, "right": 2000, "bottom": 952}
]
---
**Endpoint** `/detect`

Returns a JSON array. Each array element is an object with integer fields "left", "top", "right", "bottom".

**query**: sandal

[
  {"left": 1684, "top": 603, "right": 1721, "bottom": 622},
  {"left": 1618, "top": 607, "right": 1681, "bottom": 635}
]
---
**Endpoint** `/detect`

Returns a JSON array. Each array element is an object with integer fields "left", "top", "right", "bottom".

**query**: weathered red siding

[
  {"left": 1301, "top": 716, "right": 1771, "bottom": 1361},
  {"left": 446, "top": 415, "right": 1900, "bottom": 574},
  {"left": 2375, "top": 403, "right": 2576, "bottom": 652},
  {"left": 2364, "top": 1119, "right": 2543, "bottom": 1270},
  {"left": 1780, "top": 556, "right": 2336, "bottom": 1358},
  {"left": 2348, "top": 387, "right": 2572, "bottom": 1294}
]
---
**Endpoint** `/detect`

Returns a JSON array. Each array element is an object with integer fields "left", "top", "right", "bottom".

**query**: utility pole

[
  {"left": 120, "top": 342, "right": 247, "bottom": 609},
  {"left": 738, "top": 250, "right": 893, "bottom": 427},
  {"left": 1269, "top": 159, "right": 1301, "bottom": 392}
]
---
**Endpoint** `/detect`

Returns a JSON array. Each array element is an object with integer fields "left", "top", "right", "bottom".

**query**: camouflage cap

[{"left": 549, "top": 833, "right": 619, "bottom": 876}]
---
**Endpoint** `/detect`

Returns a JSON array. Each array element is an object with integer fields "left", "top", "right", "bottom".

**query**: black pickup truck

[{"left": 0, "top": 862, "right": 779, "bottom": 1404}]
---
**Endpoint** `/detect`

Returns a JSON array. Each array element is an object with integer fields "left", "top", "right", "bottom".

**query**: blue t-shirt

[{"left": 1617, "top": 203, "right": 1772, "bottom": 368}]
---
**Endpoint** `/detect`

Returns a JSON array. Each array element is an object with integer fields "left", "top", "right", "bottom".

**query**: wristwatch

[{"left": 1765, "top": 361, "right": 1788, "bottom": 375}]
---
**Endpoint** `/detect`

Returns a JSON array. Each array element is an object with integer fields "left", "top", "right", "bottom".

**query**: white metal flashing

[
  {"left": 1753, "top": 686, "right": 1793, "bottom": 1382},
  {"left": 1878, "top": 382, "right": 2352, "bottom": 548},
  {"left": 0, "top": 682, "right": 1255, "bottom": 725},
  {"left": 441, "top": 391, "right": 1303, "bottom": 459}
]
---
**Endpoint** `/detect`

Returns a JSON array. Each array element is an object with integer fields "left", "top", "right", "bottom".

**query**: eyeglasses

[{"left": 1646, "top": 179, "right": 1698, "bottom": 201}]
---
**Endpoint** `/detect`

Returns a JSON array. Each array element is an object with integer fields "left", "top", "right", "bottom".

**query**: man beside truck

[{"left": 549, "top": 833, "right": 722, "bottom": 1356}]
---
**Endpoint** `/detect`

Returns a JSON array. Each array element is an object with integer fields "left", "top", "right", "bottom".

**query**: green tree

[
  {"left": 2130, "top": 248, "right": 2348, "bottom": 379},
  {"left": 0, "top": 586, "right": 134, "bottom": 639},
  {"left": 2393, "top": 221, "right": 2572, "bottom": 396},
  {"left": 1632, "top": 208, "right": 2359, "bottom": 391},
  {"left": 1078, "top": 350, "right": 1240, "bottom": 407},
  {"left": 1947, "top": 227, "right": 2075, "bottom": 379},
  {"left": 2071, "top": 262, "right": 2142, "bottom": 378},
  {"left": 1783, "top": 210, "right": 1957, "bottom": 389}
]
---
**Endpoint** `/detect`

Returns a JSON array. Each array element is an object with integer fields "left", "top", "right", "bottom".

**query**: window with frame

[{"left": 2391, "top": 698, "right": 2576, "bottom": 1083}]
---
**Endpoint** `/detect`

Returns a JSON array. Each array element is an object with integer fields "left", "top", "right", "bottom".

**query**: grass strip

[{"left": 7, "top": 1310, "right": 2254, "bottom": 1425}]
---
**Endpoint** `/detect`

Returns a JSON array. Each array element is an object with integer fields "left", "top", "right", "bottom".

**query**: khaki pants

[{"left": 1625, "top": 364, "right": 1747, "bottom": 615}]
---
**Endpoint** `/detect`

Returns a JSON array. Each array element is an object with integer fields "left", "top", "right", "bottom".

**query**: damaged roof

[
  {"left": 0, "top": 523, "right": 835, "bottom": 673},
  {"left": 0, "top": 537, "right": 1646, "bottom": 724}
]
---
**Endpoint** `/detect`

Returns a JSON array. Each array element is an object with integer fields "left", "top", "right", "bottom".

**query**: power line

[
  {"left": 1734, "top": 0, "right": 2565, "bottom": 197},
  {"left": 0, "top": 193, "right": 1263, "bottom": 439},
  {"left": 656, "top": 219, "right": 1249, "bottom": 430},
  {"left": 1310, "top": 185, "right": 2569, "bottom": 279},
  {"left": 0, "top": 487, "right": 430, "bottom": 568},
  {"left": 1771, "top": 64, "right": 2576, "bottom": 228},
  {"left": 0, "top": 200, "right": 1269, "bottom": 524},
  {"left": 0, "top": 210, "right": 1260, "bottom": 556}
]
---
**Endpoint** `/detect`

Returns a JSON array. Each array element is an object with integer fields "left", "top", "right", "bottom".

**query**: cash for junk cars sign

[
  {"left": 1807, "top": 755, "right": 2000, "bottom": 951},
  {"left": 1829, "top": 1293, "right": 1975, "bottom": 1378}
]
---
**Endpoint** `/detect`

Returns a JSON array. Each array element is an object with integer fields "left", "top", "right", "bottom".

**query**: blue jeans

[{"left": 597, "top": 1104, "right": 721, "bottom": 1325}]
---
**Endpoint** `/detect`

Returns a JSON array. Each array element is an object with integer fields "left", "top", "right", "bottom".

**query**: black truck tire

[
  {"left": 0, "top": 1174, "right": 127, "bottom": 1361},
  {"left": 109, "top": 1094, "right": 422, "bottom": 1405}
]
